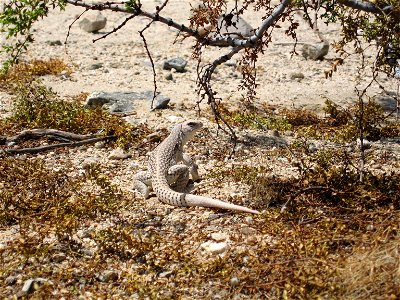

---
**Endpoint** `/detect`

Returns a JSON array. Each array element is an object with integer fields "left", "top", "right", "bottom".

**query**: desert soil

[{"left": 1, "top": 0, "right": 399, "bottom": 298}]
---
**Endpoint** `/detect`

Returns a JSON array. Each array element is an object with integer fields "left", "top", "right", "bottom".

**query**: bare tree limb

[
  {"left": 2, "top": 135, "right": 116, "bottom": 155},
  {"left": 64, "top": 0, "right": 201, "bottom": 38},
  {"left": 4, "top": 129, "right": 102, "bottom": 144},
  {"left": 338, "top": 0, "right": 393, "bottom": 14}
]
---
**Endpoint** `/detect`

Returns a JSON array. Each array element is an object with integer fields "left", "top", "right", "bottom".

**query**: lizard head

[{"left": 180, "top": 120, "right": 203, "bottom": 144}]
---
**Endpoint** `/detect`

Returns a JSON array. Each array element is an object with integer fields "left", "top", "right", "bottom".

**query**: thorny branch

[
  {"left": 138, "top": 0, "right": 170, "bottom": 109},
  {"left": 61, "top": 0, "right": 397, "bottom": 140}
]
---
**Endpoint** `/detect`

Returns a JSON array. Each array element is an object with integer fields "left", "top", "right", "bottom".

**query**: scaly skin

[{"left": 133, "top": 120, "right": 260, "bottom": 214}]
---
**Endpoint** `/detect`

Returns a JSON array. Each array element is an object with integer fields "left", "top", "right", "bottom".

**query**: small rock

[
  {"left": 108, "top": 148, "right": 131, "bottom": 160},
  {"left": 245, "top": 216, "right": 253, "bottom": 224},
  {"left": 79, "top": 13, "right": 107, "bottom": 33},
  {"left": 94, "top": 141, "right": 106, "bottom": 149},
  {"left": 302, "top": 42, "right": 329, "bottom": 60},
  {"left": 290, "top": 72, "right": 305, "bottom": 81},
  {"left": 373, "top": 91, "right": 398, "bottom": 111},
  {"left": 87, "top": 63, "right": 103, "bottom": 70},
  {"left": 159, "top": 270, "right": 173, "bottom": 277},
  {"left": 366, "top": 224, "right": 374, "bottom": 231},
  {"left": 225, "top": 59, "right": 237, "bottom": 67},
  {"left": 21, "top": 278, "right": 49, "bottom": 295},
  {"left": 80, "top": 248, "right": 94, "bottom": 257},
  {"left": 230, "top": 277, "right": 240, "bottom": 286},
  {"left": 150, "top": 95, "right": 170, "bottom": 110},
  {"left": 240, "top": 226, "right": 257, "bottom": 235},
  {"left": 165, "top": 73, "right": 173, "bottom": 80},
  {"left": 357, "top": 138, "right": 372, "bottom": 149},
  {"left": 211, "top": 232, "right": 228, "bottom": 242},
  {"left": 99, "top": 270, "right": 118, "bottom": 282},
  {"left": 5, "top": 275, "right": 17, "bottom": 286},
  {"left": 163, "top": 57, "right": 187, "bottom": 72},
  {"left": 308, "top": 143, "right": 319, "bottom": 153},
  {"left": 200, "top": 241, "right": 228, "bottom": 255},
  {"left": 46, "top": 40, "right": 62, "bottom": 46},
  {"left": 51, "top": 253, "right": 67, "bottom": 263}
]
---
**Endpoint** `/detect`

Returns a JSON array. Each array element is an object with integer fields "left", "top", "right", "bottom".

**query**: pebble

[
  {"left": 108, "top": 148, "right": 131, "bottom": 160},
  {"left": 230, "top": 277, "right": 240, "bottom": 286},
  {"left": 290, "top": 72, "right": 305, "bottom": 81},
  {"left": 5, "top": 275, "right": 17, "bottom": 286},
  {"left": 301, "top": 42, "right": 329, "bottom": 60},
  {"left": 163, "top": 57, "right": 187, "bottom": 72},
  {"left": 46, "top": 40, "right": 62, "bottom": 46},
  {"left": 245, "top": 216, "right": 253, "bottom": 224},
  {"left": 210, "top": 232, "right": 229, "bottom": 242},
  {"left": 94, "top": 141, "right": 106, "bottom": 149},
  {"left": 357, "top": 138, "right": 372, "bottom": 149},
  {"left": 165, "top": 73, "right": 173, "bottom": 80},
  {"left": 200, "top": 241, "right": 228, "bottom": 255},
  {"left": 240, "top": 225, "right": 258, "bottom": 235},
  {"left": 98, "top": 270, "right": 118, "bottom": 282},
  {"left": 87, "top": 63, "right": 103, "bottom": 70},
  {"left": 150, "top": 95, "right": 170, "bottom": 110},
  {"left": 79, "top": 13, "right": 107, "bottom": 33},
  {"left": 20, "top": 278, "right": 49, "bottom": 296},
  {"left": 51, "top": 253, "right": 67, "bottom": 263}
]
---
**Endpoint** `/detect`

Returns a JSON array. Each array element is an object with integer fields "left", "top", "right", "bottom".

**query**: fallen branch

[
  {"left": 3, "top": 135, "right": 116, "bottom": 155},
  {"left": 3, "top": 128, "right": 102, "bottom": 144}
]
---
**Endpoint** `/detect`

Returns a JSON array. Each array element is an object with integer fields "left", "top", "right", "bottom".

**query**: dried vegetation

[{"left": 0, "top": 59, "right": 399, "bottom": 299}]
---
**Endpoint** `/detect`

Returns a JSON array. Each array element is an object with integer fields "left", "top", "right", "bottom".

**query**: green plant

[{"left": 0, "top": 82, "right": 150, "bottom": 149}]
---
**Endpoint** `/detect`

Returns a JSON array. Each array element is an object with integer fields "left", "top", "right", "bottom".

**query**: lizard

[{"left": 133, "top": 119, "right": 260, "bottom": 214}]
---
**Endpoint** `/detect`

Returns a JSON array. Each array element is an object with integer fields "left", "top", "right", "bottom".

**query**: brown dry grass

[{"left": 337, "top": 237, "right": 400, "bottom": 299}]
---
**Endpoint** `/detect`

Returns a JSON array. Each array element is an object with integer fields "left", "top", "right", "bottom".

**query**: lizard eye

[{"left": 187, "top": 121, "right": 197, "bottom": 127}]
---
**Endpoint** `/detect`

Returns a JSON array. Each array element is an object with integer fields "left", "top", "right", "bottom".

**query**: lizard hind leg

[{"left": 168, "top": 165, "right": 190, "bottom": 192}]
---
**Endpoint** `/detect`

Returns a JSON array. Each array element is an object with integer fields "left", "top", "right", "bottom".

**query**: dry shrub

[
  {"left": 337, "top": 238, "right": 400, "bottom": 299},
  {"left": 0, "top": 58, "right": 70, "bottom": 91},
  {"left": 0, "top": 82, "right": 150, "bottom": 149}
]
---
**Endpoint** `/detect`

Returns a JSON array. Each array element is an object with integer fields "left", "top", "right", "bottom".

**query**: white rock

[
  {"left": 240, "top": 226, "right": 257, "bottom": 235},
  {"left": 200, "top": 241, "right": 228, "bottom": 255},
  {"left": 245, "top": 216, "right": 254, "bottom": 224},
  {"left": 210, "top": 232, "right": 229, "bottom": 242},
  {"left": 108, "top": 147, "right": 131, "bottom": 160},
  {"left": 79, "top": 13, "right": 107, "bottom": 33},
  {"left": 230, "top": 277, "right": 240, "bottom": 286}
]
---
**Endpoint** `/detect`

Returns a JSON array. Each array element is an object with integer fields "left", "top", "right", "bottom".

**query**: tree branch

[
  {"left": 64, "top": 0, "right": 200, "bottom": 38},
  {"left": 2, "top": 135, "right": 116, "bottom": 155},
  {"left": 4, "top": 129, "right": 102, "bottom": 144},
  {"left": 338, "top": 0, "right": 393, "bottom": 14}
]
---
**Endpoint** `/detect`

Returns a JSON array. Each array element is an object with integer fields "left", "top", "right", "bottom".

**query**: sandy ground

[
  {"left": 1, "top": 2, "right": 400, "bottom": 298},
  {"left": 2, "top": 0, "right": 398, "bottom": 124}
]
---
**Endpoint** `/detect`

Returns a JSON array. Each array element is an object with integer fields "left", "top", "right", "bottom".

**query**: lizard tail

[{"left": 184, "top": 194, "right": 260, "bottom": 214}]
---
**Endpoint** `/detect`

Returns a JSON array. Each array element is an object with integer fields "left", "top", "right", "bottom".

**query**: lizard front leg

[
  {"left": 167, "top": 165, "right": 190, "bottom": 192},
  {"left": 133, "top": 171, "right": 152, "bottom": 199},
  {"left": 182, "top": 153, "right": 200, "bottom": 181}
]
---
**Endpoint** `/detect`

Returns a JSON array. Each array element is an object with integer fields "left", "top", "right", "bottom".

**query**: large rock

[
  {"left": 302, "top": 42, "right": 329, "bottom": 60},
  {"left": 217, "top": 15, "right": 254, "bottom": 38},
  {"left": 79, "top": 13, "right": 107, "bottom": 33},
  {"left": 208, "top": 15, "right": 254, "bottom": 46},
  {"left": 85, "top": 91, "right": 170, "bottom": 114},
  {"left": 373, "top": 91, "right": 398, "bottom": 111},
  {"left": 163, "top": 57, "right": 187, "bottom": 72}
]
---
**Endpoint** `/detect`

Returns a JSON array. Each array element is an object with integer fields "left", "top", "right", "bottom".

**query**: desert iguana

[{"left": 133, "top": 120, "right": 260, "bottom": 214}]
